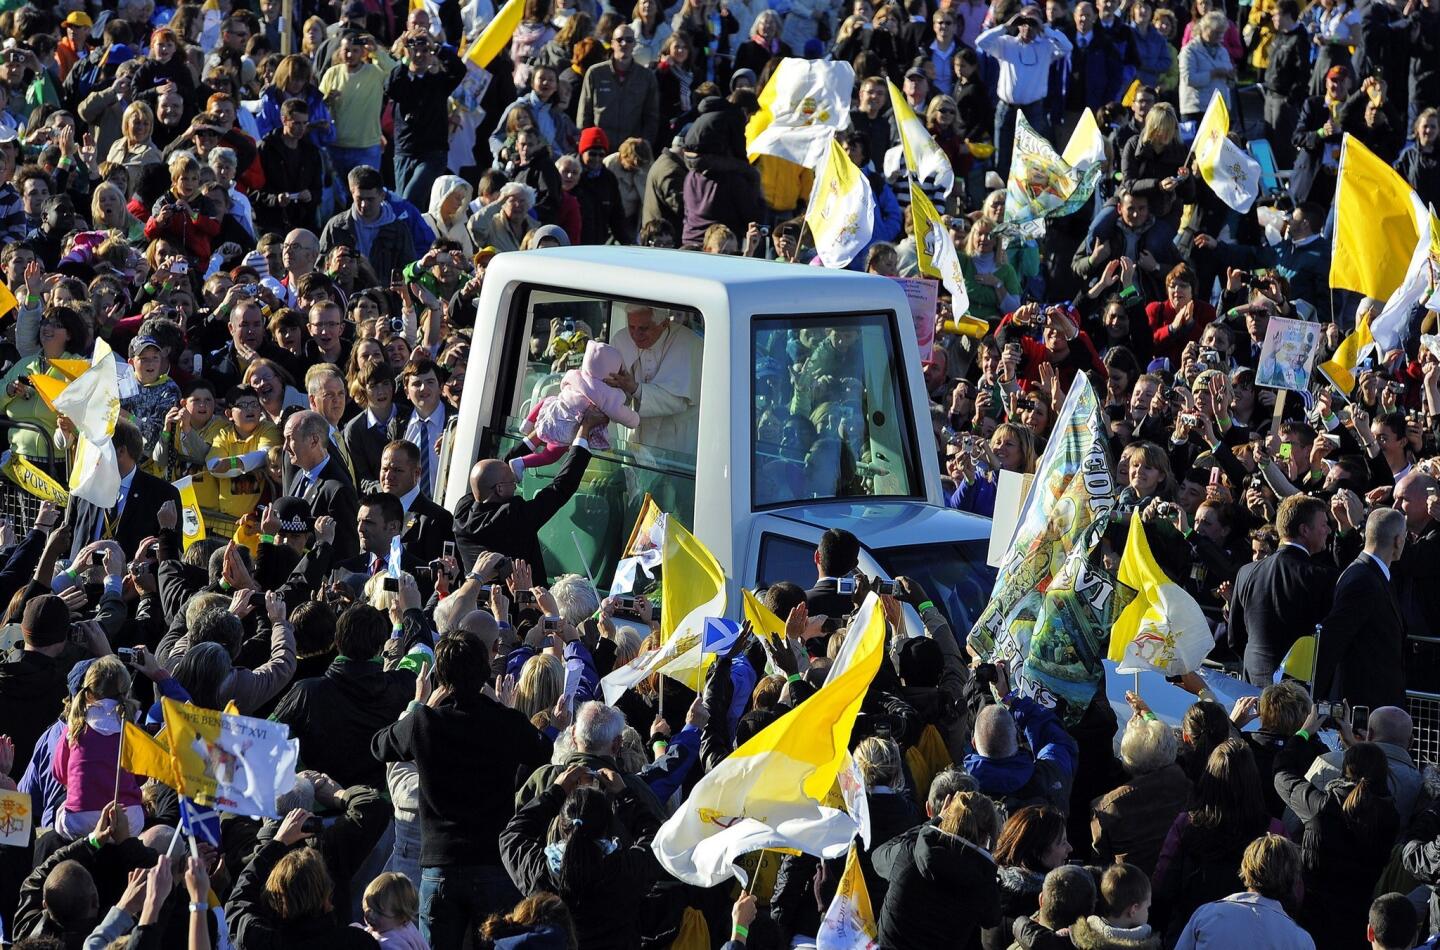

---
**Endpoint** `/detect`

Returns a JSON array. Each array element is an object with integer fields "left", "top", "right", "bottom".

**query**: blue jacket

[
  {"left": 846, "top": 169, "right": 903, "bottom": 271},
  {"left": 962, "top": 696, "right": 1079, "bottom": 812},
  {"left": 255, "top": 85, "right": 335, "bottom": 150},
  {"left": 1131, "top": 24, "right": 1171, "bottom": 87}
]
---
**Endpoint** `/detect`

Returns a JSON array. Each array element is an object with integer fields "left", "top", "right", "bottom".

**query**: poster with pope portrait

[{"left": 1256, "top": 317, "right": 1321, "bottom": 392}]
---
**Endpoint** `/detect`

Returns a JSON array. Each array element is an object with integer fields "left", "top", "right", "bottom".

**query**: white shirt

[
  {"left": 975, "top": 24, "right": 1072, "bottom": 106},
  {"left": 1361, "top": 550, "right": 1391, "bottom": 581},
  {"left": 398, "top": 483, "right": 422, "bottom": 516}
]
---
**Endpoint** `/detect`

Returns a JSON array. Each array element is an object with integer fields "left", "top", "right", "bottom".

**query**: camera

[
  {"left": 1200, "top": 347, "right": 1221, "bottom": 364},
  {"left": 974, "top": 662, "right": 998, "bottom": 684},
  {"left": 1179, "top": 413, "right": 1200, "bottom": 427},
  {"left": 542, "top": 617, "right": 562, "bottom": 633},
  {"left": 389, "top": 315, "right": 405, "bottom": 333},
  {"left": 1015, "top": 397, "right": 1036, "bottom": 411},
  {"left": 516, "top": 589, "right": 536, "bottom": 606},
  {"left": 382, "top": 576, "right": 399, "bottom": 592},
  {"left": 836, "top": 576, "right": 857, "bottom": 596},
  {"left": 116, "top": 646, "right": 138, "bottom": 664},
  {"left": 616, "top": 594, "right": 639, "bottom": 612},
  {"left": 89, "top": 551, "right": 103, "bottom": 567},
  {"left": 1316, "top": 701, "right": 1341, "bottom": 720},
  {"left": 873, "top": 578, "right": 896, "bottom": 597}
]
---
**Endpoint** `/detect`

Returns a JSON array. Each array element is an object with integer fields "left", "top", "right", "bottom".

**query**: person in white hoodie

[{"left": 422, "top": 175, "right": 475, "bottom": 259}]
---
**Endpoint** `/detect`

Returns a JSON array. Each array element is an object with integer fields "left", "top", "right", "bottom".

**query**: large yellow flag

[
  {"left": 0, "top": 281, "right": 17, "bottom": 321},
  {"left": 887, "top": 80, "right": 953, "bottom": 192},
  {"left": 465, "top": 0, "right": 522, "bottom": 68},
  {"left": 661, "top": 519, "right": 725, "bottom": 644},
  {"left": 652, "top": 595, "right": 885, "bottom": 886},
  {"left": 742, "top": 588, "right": 787, "bottom": 642},
  {"left": 805, "top": 135, "right": 874, "bottom": 269},
  {"left": 1107, "top": 515, "right": 1212, "bottom": 675},
  {"left": 1316, "top": 316, "right": 1374, "bottom": 394},
  {"left": 1332, "top": 134, "right": 1423, "bottom": 303}
]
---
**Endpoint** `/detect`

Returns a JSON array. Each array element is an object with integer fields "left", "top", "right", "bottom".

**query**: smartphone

[
  {"left": 1277, "top": 443, "right": 1292, "bottom": 461},
  {"left": 1351, "top": 705, "right": 1370, "bottom": 733},
  {"left": 192, "top": 352, "right": 203, "bottom": 374},
  {"left": 442, "top": 541, "right": 455, "bottom": 561},
  {"left": 1208, "top": 466, "right": 1221, "bottom": 487},
  {"left": 390, "top": 268, "right": 402, "bottom": 286},
  {"left": 382, "top": 576, "right": 399, "bottom": 592},
  {"left": 836, "top": 576, "right": 857, "bottom": 596}
]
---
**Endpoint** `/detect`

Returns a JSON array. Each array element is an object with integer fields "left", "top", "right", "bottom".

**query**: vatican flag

[
  {"left": 1192, "top": 90, "right": 1261, "bottom": 213},
  {"left": 161, "top": 698, "right": 299, "bottom": 818},
  {"left": 910, "top": 180, "right": 968, "bottom": 309},
  {"left": 1316, "top": 316, "right": 1375, "bottom": 394},
  {"left": 1369, "top": 208, "right": 1440, "bottom": 355},
  {"left": 652, "top": 596, "right": 884, "bottom": 887},
  {"left": 173, "top": 476, "right": 207, "bottom": 550},
  {"left": 806, "top": 135, "right": 875, "bottom": 269},
  {"left": 52, "top": 339, "right": 121, "bottom": 509},
  {"left": 1108, "top": 515, "right": 1212, "bottom": 676},
  {"left": 816, "top": 843, "right": 880, "bottom": 950},
  {"left": 1332, "top": 134, "right": 1423, "bottom": 304},
  {"left": 746, "top": 58, "right": 855, "bottom": 168},
  {"left": 887, "top": 80, "right": 953, "bottom": 194},
  {"left": 465, "top": 0, "right": 522, "bottom": 68}
]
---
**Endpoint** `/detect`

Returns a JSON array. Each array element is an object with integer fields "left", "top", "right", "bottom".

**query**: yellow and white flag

[
  {"left": 1371, "top": 208, "right": 1440, "bottom": 355},
  {"left": 652, "top": 595, "right": 885, "bottom": 887},
  {"left": 816, "top": 843, "right": 880, "bottom": 950},
  {"left": 745, "top": 58, "right": 855, "bottom": 168},
  {"left": 161, "top": 698, "right": 298, "bottom": 818},
  {"left": 611, "top": 493, "right": 667, "bottom": 593},
  {"left": 886, "top": 80, "right": 953, "bottom": 194},
  {"left": 1193, "top": 91, "right": 1261, "bottom": 213},
  {"left": 173, "top": 476, "right": 207, "bottom": 550},
  {"left": 910, "top": 180, "right": 967, "bottom": 309},
  {"left": 1332, "top": 134, "right": 1422, "bottom": 305},
  {"left": 1108, "top": 516, "right": 1212, "bottom": 676},
  {"left": 806, "top": 135, "right": 875, "bottom": 269},
  {"left": 1317, "top": 315, "right": 1375, "bottom": 394},
  {"left": 52, "top": 339, "right": 121, "bottom": 509},
  {"left": 1061, "top": 107, "right": 1107, "bottom": 171}
]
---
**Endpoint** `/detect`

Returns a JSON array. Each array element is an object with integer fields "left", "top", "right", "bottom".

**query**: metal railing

[{"left": 0, "top": 420, "right": 63, "bottom": 530}]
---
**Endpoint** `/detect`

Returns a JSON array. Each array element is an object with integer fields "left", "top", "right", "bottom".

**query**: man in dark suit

[
  {"left": 805, "top": 528, "right": 863, "bottom": 620},
  {"left": 283, "top": 409, "right": 360, "bottom": 561},
  {"left": 204, "top": 295, "right": 303, "bottom": 395},
  {"left": 1315, "top": 507, "right": 1408, "bottom": 711},
  {"left": 1228, "top": 493, "right": 1336, "bottom": 686},
  {"left": 379, "top": 439, "right": 453, "bottom": 565},
  {"left": 336, "top": 491, "right": 436, "bottom": 597},
  {"left": 1393, "top": 471, "right": 1440, "bottom": 692},
  {"left": 453, "top": 409, "right": 604, "bottom": 584},
  {"left": 396, "top": 355, "right": 452, "bottom": 499},
  {"left": 68, "top": 419, "right": 183, "bottom": 561},
  {"left": 342, "top": 362, "right": 407, "bottom": 494}
]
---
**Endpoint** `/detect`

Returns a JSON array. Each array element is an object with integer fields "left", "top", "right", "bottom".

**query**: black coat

[
  {"left": 499, "top": 783, "right": 662, "bottom": 950},
  {"left": 0, "top": 651, "right": 66, "bottom": 776},
  {"left": 340, "top": 408, "right": 400, "bottom": 494},
  {"left": 373, "top": 692, "right": 551, "bottom": 868},
  {"left": 1274, "top": 735, "right": 1399, "bottom": 950},
  {"left": 805, "top": 578, "right": 855, "bottom": 621},
  {"left": 1315, "top": 554, "right": 1407, "bottom": 710},
  {"left": 271, "top": 656, "right": 416, "bottom": 788},
  {"left": 284, "top": 459, "right": 360, "bottom": 561},
  {"left": 401, "top": 491, "right": 455, "bottom": 566},
  {"left": 227, "top": 839, "right": 380, "bottom": 950},
  {"left": 68, "top": 467, "right": 183, "bottom": 562},
  {"left": 453, "top": 444, "right": 590, "bottom": 584},
  {"left": 874, "top": 822, "right": 1001, "bottom": 950},
  {"left": 1227, "top": 544, "right": 1336, "bottom": 685}
]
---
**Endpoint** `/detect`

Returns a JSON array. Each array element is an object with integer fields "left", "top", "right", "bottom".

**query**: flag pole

[
  {"left": 112, "top": 706, "right": 126, "bottom": 807},
  {"left": 570, "top": 531, "right": 597, "bottom": 592},
  {"left": 790, "top": 220, "right": 810, "bottom": 264}
]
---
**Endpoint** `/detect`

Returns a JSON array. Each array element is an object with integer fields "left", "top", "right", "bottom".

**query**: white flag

[
  {"left": 1371, "top": 207, "right": 1438, "bottom": 355},
  {"left": 52, "top": 338, "right": 121, "bottom": 508},
  {"left": 1193, "top": 91, "right": 1261, "bottom": 213},
  {"left": 816, "top": 843, "right": 879, "bottom": 950},
  {"left": 806, "top": 134, "right": 875, "bottom": 269},
  {"left": 745, "top": 59, "right": 855, "bottom": 168}
]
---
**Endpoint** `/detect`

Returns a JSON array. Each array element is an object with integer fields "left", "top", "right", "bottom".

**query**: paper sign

[
  {"left": 894, "top": 277, "right": 939, "bottom": 351},
  {"left": 0, "top": 789, "right": 33, "bottom": 846},
  {"left": 1255, "top": 316, "right": 1321, "bottom": 393},
  {"left": 0, "top": 622, "right": 21, "bottom": 663}
]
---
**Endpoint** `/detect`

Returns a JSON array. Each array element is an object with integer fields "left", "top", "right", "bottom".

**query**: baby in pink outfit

[{"left": 513, "top": 339, "right": 640, "bottom": 477}]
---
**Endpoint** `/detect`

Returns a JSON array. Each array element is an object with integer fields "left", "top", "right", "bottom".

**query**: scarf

[{"left": 543, "top": 836, "right": 619, "bottom": 875}]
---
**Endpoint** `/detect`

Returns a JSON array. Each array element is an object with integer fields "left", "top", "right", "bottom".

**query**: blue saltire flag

[{"left": 700, "top": 617, "right": 742, "bottom": 656}]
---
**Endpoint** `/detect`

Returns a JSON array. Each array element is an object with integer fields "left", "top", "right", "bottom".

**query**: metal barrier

[
  {"left": 1409, "top": 690, "right": 1440, "bottom": 769},
  {"left": 0, "top": 420, "right": 63, "bottom": 530}
]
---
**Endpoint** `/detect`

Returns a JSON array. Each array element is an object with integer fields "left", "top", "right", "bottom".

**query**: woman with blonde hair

[
  {"left": 1118, "top": 102, "right": 1192, "bottom": 222},
  {"left": 243, "top": 357, "right": 308, "bottom": 425},
  {"left": 514, "top": 651, "right": 564, "bottom": 718},
  {"left": 631, "top": 0, "right": 673, "bottom": 66},
  {"left": 876, "top": 790, "right": 1001, "bottom": 949},
  {"left": 90, "top": 181, "right": 145, "bottom": 241},
  {"left": 1116, "top": 440, "right": 1175, "bottom": 516},
  {"left": 53, "top": 655, "right": 144, "bottom": 838},
  {"left": 958, "top": 218, "right": 1021, "bottom": 321},
  {"left": 106, "top": 101, "right": 163, "bottom": 192},
  {"left": 947, "top": 421, "right": 1037, "bottom": 516}
]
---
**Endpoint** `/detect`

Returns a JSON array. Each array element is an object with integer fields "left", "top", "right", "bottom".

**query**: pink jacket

[
  {"left": 52, "top": 713, "right": 143, "bottom": 814},
  {"left": 535, "top": 340, "right": 641, "bottom": 449}
]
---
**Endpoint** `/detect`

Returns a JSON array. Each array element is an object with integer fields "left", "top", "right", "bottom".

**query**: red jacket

[
  {"left": 143, "top": 196, "right": 221, "bottom": 260},
  {"left": 1146, "top": 299, "right": 1217, "bottom": 366},
  {"left": 996, "top": 308, "right": 1108, "bottom": 392}
]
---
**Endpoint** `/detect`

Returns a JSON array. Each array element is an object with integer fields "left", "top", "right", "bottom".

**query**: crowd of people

[{"left": 0, "top": 0, "right": 1433, "bottom": 948}]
